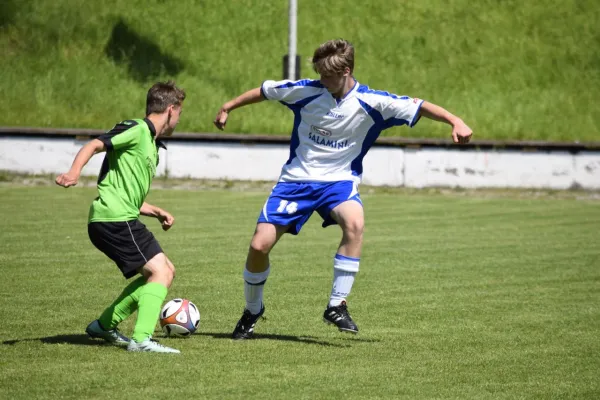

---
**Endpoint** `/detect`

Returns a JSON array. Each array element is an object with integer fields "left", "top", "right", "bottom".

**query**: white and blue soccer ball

[{"left": 159, "top": 298, "right": 200, "bottom": 337}]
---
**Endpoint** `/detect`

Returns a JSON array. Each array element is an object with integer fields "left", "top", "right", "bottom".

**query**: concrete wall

[{"left": 1, "top": 136, "right": 599, "bottom": 189}]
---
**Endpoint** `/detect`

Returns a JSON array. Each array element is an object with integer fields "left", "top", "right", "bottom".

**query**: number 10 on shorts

[{"left": 277, "top": 200, "right": 298, "bottom": 214}]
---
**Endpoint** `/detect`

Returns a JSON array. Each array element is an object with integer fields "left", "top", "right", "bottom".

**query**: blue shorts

[{"left": 257, "top": 181, "right": 362, "bottom": 235}]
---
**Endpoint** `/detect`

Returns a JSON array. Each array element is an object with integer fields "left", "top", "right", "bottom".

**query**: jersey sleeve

[
  {"left": 380, "top": 96, "right": 424, "bottom": 127},
  {"left": 97, "top": 120, "right": 141, "bottom": 151},
  {"left": 261, "top": 79, "right": 324, "bottom": 104}
]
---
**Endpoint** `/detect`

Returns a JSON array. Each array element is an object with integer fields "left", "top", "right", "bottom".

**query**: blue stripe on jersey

[
  {"left": 382, "top": 117, "right": 410, "bottom": 130},
  {"left": 281, "top": 93, "right": 324, "bottom": 165},
  {"left": 351, "top": 99, "right": 410, "bottom": 176},
  {"left": 356, "top": 84, "right": 399, "bottom": 99},
  {"left": 286, "top": 108, "right": 302, "bottom": 165},
  {"left": 351, "top": 99, "right": 383, "bottom": 176},
  {"left": 335, "top": 253, "right": 360, "bottom": 262},
  {"left": 275, "top": 79, "right": 324, "bottom": 89}
]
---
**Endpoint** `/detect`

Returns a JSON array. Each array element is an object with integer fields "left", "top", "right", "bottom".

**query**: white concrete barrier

[{"left": 1, "top": 136, "right": 599, "bottom": 189}]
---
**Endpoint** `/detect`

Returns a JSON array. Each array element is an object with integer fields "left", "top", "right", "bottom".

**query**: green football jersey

[{"left": 88, "top": 118, "right": 165, "bottom": 222}]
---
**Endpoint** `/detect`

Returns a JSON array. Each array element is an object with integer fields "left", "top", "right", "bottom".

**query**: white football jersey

[{"left": 261, "top": 79, "right": 424, "bottom": 183}]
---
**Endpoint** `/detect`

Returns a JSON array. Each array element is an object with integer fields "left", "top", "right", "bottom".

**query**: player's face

[
  {"left": 320, "top": 72, "right": 345, "bottom": 95},
  {"left": 319, "top": 67, "right": 352, "bottom": 98}
]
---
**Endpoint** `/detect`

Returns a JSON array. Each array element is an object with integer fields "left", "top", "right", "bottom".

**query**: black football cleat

[
  {"left": 323, "top": 301, "right": 358, "bottom": 334},
  {"left": 232, "top": 305, "right": 265, "bottom": 340}
]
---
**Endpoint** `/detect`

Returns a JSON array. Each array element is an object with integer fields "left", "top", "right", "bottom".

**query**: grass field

[
  {"left": 0, "top": 0, "right": 599, "bottom": 141},
  {"left": 1, "top": 185, "right": 599, "bottom": 399}
]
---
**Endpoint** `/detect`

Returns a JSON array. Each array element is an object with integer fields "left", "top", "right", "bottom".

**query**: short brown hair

[
  {"left": 146, "top": 81, "right": 186, "bottom": 115},
  {"left": 312, "top": 39, "right": 355, "bottom": 75}
]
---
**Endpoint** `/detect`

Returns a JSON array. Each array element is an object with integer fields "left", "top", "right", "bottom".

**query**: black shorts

[{"left": 88, "top": 220, "right": 163, "bottom": 279}]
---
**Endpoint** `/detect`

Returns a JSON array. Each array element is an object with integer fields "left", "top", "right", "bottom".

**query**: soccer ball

[{"left": 159, "top": 298, "right": 200, "bottom": 337}]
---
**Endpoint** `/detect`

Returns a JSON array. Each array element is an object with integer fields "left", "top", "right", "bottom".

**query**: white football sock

[
  {"left": 244, "top": 266, "right": 270, "bottom": 315},
  {"left": 329, "top": 254, "right": 359, "bottom": 307}
]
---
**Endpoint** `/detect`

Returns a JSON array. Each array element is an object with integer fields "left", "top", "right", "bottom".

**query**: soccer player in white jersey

[{"left": 214, "top": 39, "right": 473, "bottom": 339}]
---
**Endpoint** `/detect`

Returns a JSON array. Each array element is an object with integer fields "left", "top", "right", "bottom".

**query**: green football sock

[
  {"left": 98, "top": 276, "right": 146, "bottom": 330},
  {"left": 132, "top": 282, "right": 168, "bottom": 343}
]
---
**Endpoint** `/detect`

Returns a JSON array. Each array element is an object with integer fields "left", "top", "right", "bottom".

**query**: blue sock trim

[{"left": 335, "top": 253, "right": 360, "bottom": 262}]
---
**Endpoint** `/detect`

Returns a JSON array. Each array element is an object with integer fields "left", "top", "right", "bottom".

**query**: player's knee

[
  {"left": 166, "top": 258, "right": 176, "bottom": 280},
  {"left": 167, "top": 264, "right": 176, "bottom": 282},
  {"left": 159, "top": 264, "right": 175, "bottom": 287},
  {"left": 142, "top": 255, "right": 174, "bottom": 287},
  {"left": 249, "top": 236, "right": 273, "bottom": 255},
  {"left": 343, "top": 219, "right": 364, "bottom": 240}
]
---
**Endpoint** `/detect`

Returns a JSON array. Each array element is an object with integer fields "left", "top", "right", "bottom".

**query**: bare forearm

[
  {"left": 419, "top": 101, "right": 473, "bottom": 144},
  {"left": 140, "top": 202, "right": 163, "bottom": 218},
  {"left": 69, "top": 139, "right": 105, "bottom": 175},
  {"left": 222, "top": 87, "right": 264, "bottom": 112},
  {"left": 419, "top": 101, "right": 463, "bottom": 126},
  {"left": 141, "top": 202, "right": 175, "bottom": 230},
  {"left": 214, "top": 87, "right": 265, "bottom": 131},
  {"left": 56, "top": 138, "right": 105, "bottom": 188}
]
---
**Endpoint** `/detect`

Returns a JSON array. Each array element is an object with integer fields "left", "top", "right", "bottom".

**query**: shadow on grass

[
  {"left": 196, "top": 331, "right": 359, "bottom": 347},
  {"left": 3, "top": 334, "right": 104, "bottom": 347},
  {"left": 338, "top": 336, "right": 382, "bottom": 343},
  {"left": 3, "top": 333, "right": 380, "bottom": 348},
  {"left": 105, "top": 18, "right": 184, "bottom": 83},
  {"left": 0, "top": 0, "right": 18, "bottom": 27}
]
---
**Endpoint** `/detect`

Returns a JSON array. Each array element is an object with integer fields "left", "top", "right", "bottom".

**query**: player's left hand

[
  {"left": 451, "top": 120, "right": 473, "bottom": 144},
  {"left": 158, "top": 211, "right": 175, "bottom": 231}
]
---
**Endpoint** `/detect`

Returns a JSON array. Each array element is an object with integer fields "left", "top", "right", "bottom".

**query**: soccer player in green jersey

[{"left": 56, "top": 81, "right": 185, "bottom": 353}]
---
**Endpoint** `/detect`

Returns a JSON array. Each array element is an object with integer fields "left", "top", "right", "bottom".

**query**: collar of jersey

[{"left": 143, "top": 117, "right": 167, "bottom": 150}]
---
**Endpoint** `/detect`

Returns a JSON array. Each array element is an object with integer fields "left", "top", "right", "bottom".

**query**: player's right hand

[
  {"left": 451, "top": 120, "right": 473, "bottom": 144},
  {"left": 55, "top": 172, "right": 79, "bottom": 188},
  {"left": 213, "top": 107, "right": 229, "bottom": 131}
]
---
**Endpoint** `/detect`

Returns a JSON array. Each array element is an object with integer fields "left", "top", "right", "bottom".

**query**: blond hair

[
  {"left": 312, "top": 39, "right": 355, "bottom": 75},
  {"left": 146, "top": 81, "right": 186, "bottom": 115}
]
